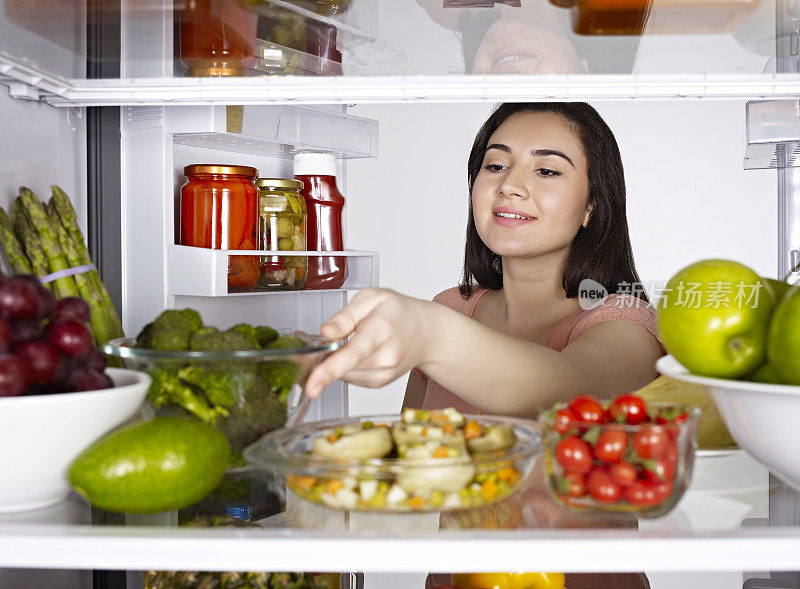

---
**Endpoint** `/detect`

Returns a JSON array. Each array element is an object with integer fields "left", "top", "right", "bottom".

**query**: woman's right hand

[{"left": 304, "top": 288, "right": 439, "bottom": 399}]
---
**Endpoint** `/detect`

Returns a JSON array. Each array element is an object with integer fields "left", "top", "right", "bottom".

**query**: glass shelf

[
  {"left": 1, "top": 450, "right": 797, "bottom": 575},
  {"left": 0, "top": 0, "right": 793, "bottom": 104}
]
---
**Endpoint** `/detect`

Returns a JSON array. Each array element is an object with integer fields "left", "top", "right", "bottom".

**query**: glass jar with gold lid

[{"left": 257, "top": 178, "right": 308, "bottom": 290}]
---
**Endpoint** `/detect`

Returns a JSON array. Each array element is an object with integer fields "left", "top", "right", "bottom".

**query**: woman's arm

[
  {"left": 306, "top": 289, "right": 663, "bottom": 418},
  {"left": 402, "top": 370, "right": 428, "bottom": 410}
]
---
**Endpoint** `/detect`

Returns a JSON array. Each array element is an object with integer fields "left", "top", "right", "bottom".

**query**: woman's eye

[
  {"left": 536, "top": 168, "right": 561, "bottom": 177},
  {"left": 483, "top": 164, "right": 506, "bottom": 172}
]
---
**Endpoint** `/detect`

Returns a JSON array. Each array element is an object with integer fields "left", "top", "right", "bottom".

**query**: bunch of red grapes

[{"left": 0, "top": 274, "right": 113, "bottom": 397}]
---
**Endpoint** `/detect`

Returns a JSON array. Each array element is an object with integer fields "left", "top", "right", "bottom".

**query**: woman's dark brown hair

[{"left": 460, "top": 102, "right": 649, "bottom": 304}]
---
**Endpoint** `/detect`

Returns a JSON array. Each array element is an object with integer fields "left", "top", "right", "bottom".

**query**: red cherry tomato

[
  {"left": 624, "top": 480, "right": 663, "bottom": 507},
  {"left": 644, "top": 457, "right": 676, "bottom": 484},
  {"left": 568, "top": 396, "right": 604, "bottom": 424},
  {"left": 633, "top": 426, "right": 669, "bottom": 460},
  {"left": 664, "top": 438, "right": 679, "bottom": 463},
  {"left": 555, "top": 436, "right": 593, "bottom": 474},
  {"left": 627, "top": 480, "right": 674, "bottom": 507},
  {"left": 593, "top": 430, "right": 628, "bottom": 463},
  {"left": 586, "top": 468, "right": 622, "bottom": 504},
  {"left": 553, "top": 408, "right": 577, "bottom": 435},
  {"left": 609, "top": 462, "right": 638, "bottom": 487},
  {"left": 609, "top": 393, "right": 648, "bottom": 425},
  {"left": 564, "top": 472, "right": 586, "bottom": 498}
]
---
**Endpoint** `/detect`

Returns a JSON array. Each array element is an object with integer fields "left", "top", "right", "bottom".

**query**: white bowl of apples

[{"left": 0, "top": 275, "right": 149, "bottom": 512}]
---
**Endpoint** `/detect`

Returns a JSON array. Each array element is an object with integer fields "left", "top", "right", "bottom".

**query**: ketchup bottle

[{"left": 293, "top": 152, "right": 347, "bottom": 289}]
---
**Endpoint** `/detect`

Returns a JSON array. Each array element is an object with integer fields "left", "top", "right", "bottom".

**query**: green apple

[
  {"left": 745, "top": 362, "right": 784, "bottom": 384},
  {"left": 657, "top": 259, "right": 774, "bottom": 379},
  {"left": 767, "top": 285, "right": 800, "bottom": 384},
  {"left": 763, "top": 277, "right": 794, "bottom": 305}
]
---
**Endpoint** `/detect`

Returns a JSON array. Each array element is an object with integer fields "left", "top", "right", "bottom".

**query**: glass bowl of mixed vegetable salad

[
  {"left": 244, "top": 408, "right": 542, "bottom": 512},
  {"left": 103, "top": 309, "right": 343, "bottom": 468}
]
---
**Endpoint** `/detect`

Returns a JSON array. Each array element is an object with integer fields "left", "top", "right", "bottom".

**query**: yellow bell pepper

[{"left": 452, "top": 572, "right": 566, "bottom": 589}]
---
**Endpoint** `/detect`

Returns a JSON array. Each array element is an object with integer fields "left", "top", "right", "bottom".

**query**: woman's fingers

[
  {"left": 320, "top": 288, "right": 392, "bottom": 340},
  {"left": 305, "top": 325, "right": 388, "bottom": 398}
]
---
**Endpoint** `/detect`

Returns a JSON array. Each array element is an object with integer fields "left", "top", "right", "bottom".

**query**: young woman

[
  {"left": 306, "top": 103, "right": 665, "bottom": 416},
  {"left": 305, "top": 102, "right": 661, "bottom": 589}
]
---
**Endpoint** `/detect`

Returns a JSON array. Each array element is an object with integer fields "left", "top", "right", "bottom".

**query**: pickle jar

[{"left": 256, "top": 178, "right": 308, "bottom": 290}]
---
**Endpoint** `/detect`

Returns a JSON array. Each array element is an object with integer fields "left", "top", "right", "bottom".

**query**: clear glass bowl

[
  {"left": 103, "top": 333, "right": 342, "bottom": 465},
  {"left": 539, "top": 401, "right": 700, "bottom": 519},
  {"left": 243, "top": 413, "right": 542, "bottom": 513}
]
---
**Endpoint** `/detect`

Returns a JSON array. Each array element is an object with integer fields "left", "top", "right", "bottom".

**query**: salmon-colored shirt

[
  {"left": 417, "top": 286, "right": 662, "bottom": 589},
  {"left": 413, "top": 287, "right": 666, "bottom": 414}
]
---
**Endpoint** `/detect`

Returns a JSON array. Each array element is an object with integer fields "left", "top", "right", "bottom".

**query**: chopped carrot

[
  {"left": 430, "top": 411, "right": 449, "bottom": 424},
  {"left": 407, "top": 496, "right": 425, "bottom": 509},
  {"left": 325, "top": 479, "right": 345, "bottom": 494},
  {"left": 421, "top": 427, "right": 428, "bottom": 435},
  {"left": 481, "top": 479, "right": 499, "bottom": 501},
  {"left": 464, "top": 420, "right": 483, "bottom": 441},
  {"left": 326, "top": 434, "right": 339, "bottom": 443},
  {"left": 497, "top": 468, "right": 519, "bottom": 484},
  {"left": 442, "top": 423, "right": 455, "bottom": 435},
  {"left": 432, "top": 446, "right": 450, "bottom": 458},
  {"left": 289, "top": 475, "right": 316, "bottom": 492}
]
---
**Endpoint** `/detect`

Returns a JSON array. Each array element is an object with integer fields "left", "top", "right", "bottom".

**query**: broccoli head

[
  {"left": 266, "top": 335, "right": 305, "bottom": 350},
  {"left": 257, "top": 359, "right": 300, "bottom": 392},
  {"left": 147, "top": 367, "right": 228, "bottom": 424},
  {"left": 255, "top": 325, "right": 279, "bottom": 347},
  {"left": 189, "top": 326, "right": 258, "bottom": 352},
  {"left": 217, "top": 381, "right": 288, "bottom": 454},
  {"left": 147, "top": 309, "right": 203, "bottom": 351},
  {"left": 136, "top": 322, "right": 153, "bottom": 348},
  {"left": 178, "top": 365, "right": 239, "bottom": 407},
  {"left": 226, "top": 324, "right": 259, "bottom": 348}
]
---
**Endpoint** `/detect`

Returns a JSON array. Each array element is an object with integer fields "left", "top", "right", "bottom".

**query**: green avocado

[{"left": 68, "top": 417, "right": 230, "bottom": 514}]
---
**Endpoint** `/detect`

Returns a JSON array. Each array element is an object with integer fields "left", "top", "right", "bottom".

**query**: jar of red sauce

[
  {"left": 293, "top": 152, "right": 347, "bottom": 290},
  {"left": 180, "top": 164, "right": 260, "bottom": 293}
]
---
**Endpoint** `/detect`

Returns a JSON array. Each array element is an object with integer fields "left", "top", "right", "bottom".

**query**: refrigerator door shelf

[{"left": 167, "top": 245, "right": 379, "bottom": 297}]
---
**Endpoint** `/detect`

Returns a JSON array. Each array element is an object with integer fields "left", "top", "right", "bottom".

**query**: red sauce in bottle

[
  {"left": 180, "top": 164, "right": 260, "bottom": 293},
  {"left": 294, "top": 153, "right": 347, "bottom": 290}
]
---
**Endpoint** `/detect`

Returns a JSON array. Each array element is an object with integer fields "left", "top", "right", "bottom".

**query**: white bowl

[
  {"left": 656, "top": 355, "right": 800, "bottom": 492},
  {"left": 0, "top": 368, "right": 150, "bottom": 513}
]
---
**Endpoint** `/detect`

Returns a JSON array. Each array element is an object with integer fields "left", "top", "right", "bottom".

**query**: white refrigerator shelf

[
  {"left": 167, "top": 245, "right": 379, "bottom": 297},
  {"left": 167, "top": 104, "right": 378, "bottom": 159}
]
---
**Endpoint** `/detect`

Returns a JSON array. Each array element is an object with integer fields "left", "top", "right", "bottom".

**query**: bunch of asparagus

[{"left": 0, "top": 186, "right": 124, "bottom": 346}]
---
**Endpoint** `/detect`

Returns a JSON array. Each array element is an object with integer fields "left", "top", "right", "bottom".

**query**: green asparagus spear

[
  {"left": 0, "top": 208, "right": 33, "bottom": 275},
  {"left": 12, "top": 198, "right": 54, "bottom": 293},
  {"left": 19, "top": 187, "right": 79, "bottom": 299},
  {"left": 50, "top": 186, "right": 123, "bottom": 335},
  {"left": 46, "top": 202, "right": 120, "bottom": 346}
]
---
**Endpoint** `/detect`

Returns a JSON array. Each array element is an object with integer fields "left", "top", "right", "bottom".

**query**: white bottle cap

[{"left": 293, "top": 152, "right": 337, "bottom": 177}]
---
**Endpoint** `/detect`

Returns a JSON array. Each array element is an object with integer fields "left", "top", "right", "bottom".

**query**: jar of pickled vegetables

[{"left": 256, "top": 178, "right": 307, "bottom": 290}]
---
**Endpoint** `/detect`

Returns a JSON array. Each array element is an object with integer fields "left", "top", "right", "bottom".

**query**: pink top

[
  {"left": 413, "top": 286, "right": 666, "bottom": 414},
  {"left": 419, "top": 286, "right": 661, "bottom": 589}
]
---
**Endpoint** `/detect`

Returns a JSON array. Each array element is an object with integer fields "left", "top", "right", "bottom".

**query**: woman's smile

[{"left": 493, "top": 206, "right": 537, "bottom": 227}]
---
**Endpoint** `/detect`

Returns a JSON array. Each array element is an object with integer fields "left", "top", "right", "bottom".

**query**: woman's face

[
  {"left": 472, "top": 13, "right": 587, "bottom": 74},
  {"left": 471, "top": 111, "right": 591, "bottom": 260}
]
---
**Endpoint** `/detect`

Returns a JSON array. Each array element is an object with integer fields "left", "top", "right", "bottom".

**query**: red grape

[
  {"left": 0, "top": 277, "right": 39, "bottom": 320},
  {"left": 45, "top": 320, "right": 93, "bottom": 358},
  {"left": 66, "top": 368, "right": 113, "bottom": 392},
  {"left": 0, "top": 354, "right": 30, "bottom": 396},
  {"left": 11, "top": 276, "right": 55, "bottom": 319},
  {"left": 79, "top": 348, "right": 107, "bottom": 372},
  {"left": 0, "top": 317, "right": 10, "bottom": 353},
  {"left": 51, "top": 297, "right": 91, "bottom": 324},
  {"left": 10, "top": 319, "right": 42, "bottom": 344},
  {"left": 12, "top": 340, "right": 61, "bottom": 385}
]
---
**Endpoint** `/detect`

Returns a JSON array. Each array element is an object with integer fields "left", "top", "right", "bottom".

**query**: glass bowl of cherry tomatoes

[{"left": 539, "top": 393, "right": 700, "bottom": 518}]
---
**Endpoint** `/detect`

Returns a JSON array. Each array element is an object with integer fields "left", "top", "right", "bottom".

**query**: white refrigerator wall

[
  {"left": 0, "top": 89, "right": 86, "bottom": 272},
  {"left": 345, "top": 101, "right": 777, "bottom": 417}
]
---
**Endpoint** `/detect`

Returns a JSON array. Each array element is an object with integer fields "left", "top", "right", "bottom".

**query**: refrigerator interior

[{"left": 0, "top": 1, "right": 795, "bottom": 588}]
